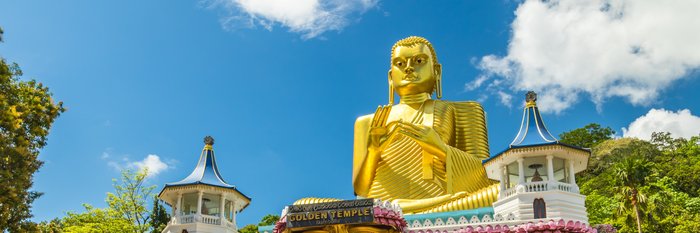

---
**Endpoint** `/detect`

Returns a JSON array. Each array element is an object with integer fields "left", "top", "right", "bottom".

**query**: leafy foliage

[
  {"left": 36, "top": 218, "right": 62, "bottom": 233},
  {"left": 149, "top": 197, "right": 170, "bottom": 233},
  {"left": 559, "top": 123, "right": 615, "bottom": 148},
  {"left": 239, "top": 214, "right": 281, "bottom": 233},
  {"left": 0, "top": 27, "right": 65, "bottom": 232},
  {"left": 60, "top": 204, "right": 136, "bottom": 232},
  {"left": 239, "top": 224, "right": 259, "bottom": 233},
  {"left": 612, "top": 156, "right": 653, "bottom": 233},
  {"left": 259, "top": 214, "right": 280, "bottom": 226},
  {"left": 593, "top": 224, "right": 617, "bottom": 233},
  {"left": 106, "top": 169, "right": 155, "bottom": 232},
  {"left": 561, "top": 124, "right": 700, "bottom": 233},
  {"left": 42, "top": 169, "right": 168, "bottom": 233}
]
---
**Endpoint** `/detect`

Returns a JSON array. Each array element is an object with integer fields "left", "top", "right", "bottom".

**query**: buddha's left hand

[{"left": 396, "top": 122, "right": 448, "bottom": 158}]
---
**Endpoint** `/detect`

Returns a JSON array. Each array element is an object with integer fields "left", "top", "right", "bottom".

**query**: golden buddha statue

[{"left": 297, "top": 36, "right": 498, "bottom": 214}]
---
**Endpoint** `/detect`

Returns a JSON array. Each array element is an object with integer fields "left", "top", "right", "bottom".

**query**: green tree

[
  {"left": 0, "top": 26, "right": 65, "bottom": 232},
  {"left": 239, "top": 214, "right": 281, "bottom": 233},
  {"left": 585, "top": 193, "right": 617, "bottom": 225},
  {"left": 578, "top": 138, "right": 661, "bottom": 232},
  {"left": 576, "top": 131, "right": 700, "bottom": 232},
  {"left": 106, "top": 169, "right": 156, "bottom": 233},
  {"left": 149, "top": 197, "right": 170, "bottom": 233},
  {"left": 259, "top": 214, "right": 280, "bottom": 226},
  {"left": 53, "top": 169, "right": 165, "bottom": 232},
  {"left": 650, "top": 132, "right": 700, "bottom": 196},
  {"left": 559, "top": 123, "right": 615, "bottom": 148},
  {"left": 61, "top": 204, "right": 136, "bottom": 232},
  {"left": 36, "top": 218, "right": 63, "bottom": 233},
  {"left": 612, "top": 157, "right": 652, "bottom": 233},
  {"left": 239, "top": 224, "right": 259, "bottom": 233}
]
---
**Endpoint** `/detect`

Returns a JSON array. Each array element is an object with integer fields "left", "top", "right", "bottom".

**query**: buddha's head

[{"left": 388, "top": 36, "right": 442, "bottom": 103}]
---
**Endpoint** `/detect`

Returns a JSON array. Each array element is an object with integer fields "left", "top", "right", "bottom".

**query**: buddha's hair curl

[{"left": 391, "top": 36, "right": 439, "bottom": 64}]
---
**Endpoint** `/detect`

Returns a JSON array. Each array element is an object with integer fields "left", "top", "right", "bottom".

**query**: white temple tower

[
  {"left": 482, "top": 92, "right": 590, "bottom": 224},
  {"left": 159, "top": 136, "right": 251, "bottom": 233}
]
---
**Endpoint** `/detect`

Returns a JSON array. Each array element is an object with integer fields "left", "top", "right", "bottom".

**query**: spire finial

[
  {"left": 526, "top": 91, "right": 537, "bottom": 107},
  {"left": 204, "top": 136, "right": 214, "bottom": 149}
]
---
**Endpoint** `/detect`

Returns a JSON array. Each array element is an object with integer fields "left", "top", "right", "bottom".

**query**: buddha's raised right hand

[{"left": 368, "top": 105, "right": 395, "bottom": 150}]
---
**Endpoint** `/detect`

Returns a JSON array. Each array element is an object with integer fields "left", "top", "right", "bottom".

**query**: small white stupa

[
  {"left": 159, "top": 136, "right": 251, "bottom": 233},
  {"left": 483, "top": 91, "right": 590, "bottom": 223}
]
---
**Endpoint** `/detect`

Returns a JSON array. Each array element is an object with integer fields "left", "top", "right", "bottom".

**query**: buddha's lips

[{"left": 403, "top": 74, "right": 418, "bottom": 81}]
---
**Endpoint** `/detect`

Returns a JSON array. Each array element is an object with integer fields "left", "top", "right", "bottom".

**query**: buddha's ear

[
  {"left": 387, "top": 70, "right": 394, "bottom": 105},
  {"left": 434, "top": 64, "right": 442, "bottom": 99},
  {"left": 434, "top": 63, "right": 442, "bottom": 77}
]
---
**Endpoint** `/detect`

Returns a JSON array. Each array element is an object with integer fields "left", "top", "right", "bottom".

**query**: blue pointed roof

[
  {"left": 483, "top": 92, "right": 588, "bottom": 164},
  {"left": 163, "top": 136, "right": 250, "bottom": 200},
  {"left": 509, "top": 95, "right": 558, "bottom": 147}
]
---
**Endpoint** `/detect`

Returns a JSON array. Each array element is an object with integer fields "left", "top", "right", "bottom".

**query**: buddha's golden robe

[
  {"left": 353, "top": 100, "right": 498, "bottom": 213},
  {"left": 296, "top": 100, "right": 499, "bottom": 214}
]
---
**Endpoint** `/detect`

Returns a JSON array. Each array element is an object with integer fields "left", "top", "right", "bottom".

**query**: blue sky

[{"left": 1, "top": 0, "right": 700, "bottom": 226}]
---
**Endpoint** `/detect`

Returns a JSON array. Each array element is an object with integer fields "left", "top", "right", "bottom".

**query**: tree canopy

[
  {"left": 0, "top": 26, "right": 65, "bottom": 232},
  {"left": 60, "top": 204, "right": 135, "bottom": 233},
  {"left": 239, "top": 214, "right": 281, "bottom": 233},
  {"left": 561, "top": 124, "right": 700, "bottom": 232},
  {"left": 150, "top": 197, "right": 170, "bottom": 233},
  {"left": 107, "top": 169, "right": 155, "bottom": 232},
  {"left": 39, "top": 169, "right": 170, "bottom": 233},
  {"left": 559, "top": 123, "right": 615, "bottom": 148}
]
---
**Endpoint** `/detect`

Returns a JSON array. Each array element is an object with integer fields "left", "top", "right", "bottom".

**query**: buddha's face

[{"left": 389, "top": 44, "right": 441, "bottom": 96}]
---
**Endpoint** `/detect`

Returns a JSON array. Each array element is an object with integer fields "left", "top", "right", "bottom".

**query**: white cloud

[
  {"left": 477, "top": 0, "right": 700, "bottom": 113},
  {"left": 102, "top": 151, "right": 172, "bottom": 178},
  {"left": 207, "top": 0, "right": 378, "bottom": 39},
  {"left": 465, "top": 75, "right": 489, "bottom": 91},
  {"left": 497, "top": 91, "right": 513, "bottom": 108},
  {"left": 130, "top": 154, "right": 170, "bottom": 177},
  {"left": 623, "top": 109, "right": 700, "bottom": 140}
]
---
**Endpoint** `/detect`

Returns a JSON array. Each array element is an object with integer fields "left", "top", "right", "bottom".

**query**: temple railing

[
  {"left": 501, "top": 181, "right": 578, "bottom": 198},
  {"left": 201, "top": 215, "right": 221, "bottom": 225},
  {"left": 173, "top": 214, "right": 230, "bottom": 226},
  {"left": 501, "top": 186, "right": 517, "bottom": 198},
  {"left": 552, "top": 182, "right": 573, "bottom": 192},
  {"left": 223, "top": 218, "right": 236, "bottom": 229},
  {"left": 179, "top": 214, "right": 195, "bottom": 224},
  {"left": 524, "top": 181, "right": 548, "bottom": 192}
]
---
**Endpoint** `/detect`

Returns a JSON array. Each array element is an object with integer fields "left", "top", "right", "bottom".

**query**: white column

[
  {"left": 220, "top": 194, "right": 226, "bottom": 226},
  {"left": 232, "top": 199, "right": 237, "bottom": 229},
  {"left": 499, "top": 164, "right": 507, "bottom": 198},
  {"left": 546, "top": 155, "right": 555, "bottom": 182},
  {"left": 228, "top": 203, "right": 232, "bottom": 222},
  {"left": 569, "top": 159, "right": 577, "bottom": 185},
  {"left": 176, "top": 193, "right": 182, "bottom": 217},
  {"left": 517, "top": 158, "right": 525, "bottom": 184},
  {"left": 197, "top": 191, "right": 203, "bottom": 216}
]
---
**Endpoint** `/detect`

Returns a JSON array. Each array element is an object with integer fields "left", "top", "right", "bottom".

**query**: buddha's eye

[
  {"left": 416, "top": 58, "right": 423, "bottom": 64},
  {"left": 396, "top": 61, "right": 404, "bottom": 67}
]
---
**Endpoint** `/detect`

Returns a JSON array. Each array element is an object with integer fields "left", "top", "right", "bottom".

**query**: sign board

[{"left": 286, "top": 199, "right": 374, "bottom": 228}]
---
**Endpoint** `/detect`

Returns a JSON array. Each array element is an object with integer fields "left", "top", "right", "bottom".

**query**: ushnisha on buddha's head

[{"left": 388, "top": 36, "right": 442, "bottom": 103}]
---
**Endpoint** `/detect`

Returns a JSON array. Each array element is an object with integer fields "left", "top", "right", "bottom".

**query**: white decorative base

[{"left": 493, "top": 189, "right": 587, "bottom": 224}]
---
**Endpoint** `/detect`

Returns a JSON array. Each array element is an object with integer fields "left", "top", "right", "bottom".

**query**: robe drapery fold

[{"left": 365, "top": 100, "right": 495, "bottom": 202}]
